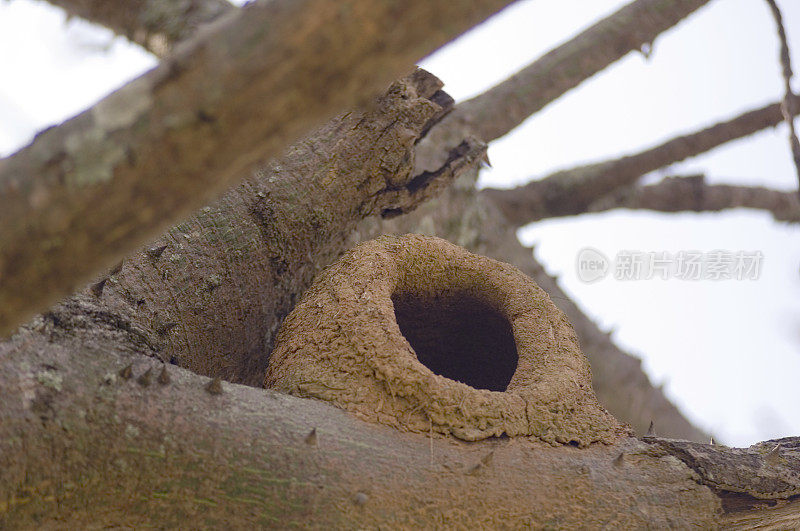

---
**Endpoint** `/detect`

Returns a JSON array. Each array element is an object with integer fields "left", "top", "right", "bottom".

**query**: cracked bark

[
  {"left": 354, "top": 0, "right": 719, "bottom": 441},
  {"left": 3, "top": 0, "right": 797, "bottom": 526},
  {"left": 0, "top": 0, "right": 514, "bottom": 336},
  {"left": 8, "top": 70, "right": 487, "bottom": 388}
]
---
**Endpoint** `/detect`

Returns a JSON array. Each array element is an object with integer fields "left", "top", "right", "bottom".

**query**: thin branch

[
  {"left": 45, "top": 0, "right": 234, "bottom": 56},
  {"left": 764, "top": 0, "right": 800, "bottom": 195},
  {"left": 415, "top": 0, "right": 713, "bottom": 171},
  {"left": 587, "top": 174, "right": 800, "bottom": 222},
  {"left": 0, "top": 0, "right": 515, "bottom": 335},
  {"left": 483, "top": 96, "right": 800, "bottom": 225}
]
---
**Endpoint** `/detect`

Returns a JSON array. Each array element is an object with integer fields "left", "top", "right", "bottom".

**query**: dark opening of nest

[{"left": 391, "top": 291, "right": 518, "bottom": 392}]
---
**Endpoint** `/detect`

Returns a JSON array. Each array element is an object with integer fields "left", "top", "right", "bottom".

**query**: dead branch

[
  {"left": 44, "top": 0, "right": 233, "bottom": 56},
  {"left": 764, "top": 0, "right": 800, "bottom": 194},
  {"left": 587, "top": 175, "right": 800, "bottom": 221},
  {"left": 483, "top": 96, "right": 800, "bottom": 225},
  {"left": 0, "top": 0, "right": 514, "bottom": 336},
  {"left": 12, "top": 70, "right": 486, "bottom": 387},
  {"left": 415, "top": 0, "right": 712, "bottom": 172}
]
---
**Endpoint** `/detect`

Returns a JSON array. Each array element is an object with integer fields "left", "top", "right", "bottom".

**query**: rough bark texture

[
  {"left": 44, "top": 0, "right": 233, "bottom": 56},
  {"left": 0, "top": 0, "right": 513, "bottom": 336},
  {"left": 9, "top": 70, "right": 486, "bottom": 388},
  {"left": 484, "top": 96, "right": 800, "bottom": 224},
  {"left": 5, "top": 0, "right": 797, "bottom": 526},
  {"left": 1, "top": 270, "right": 796, "bottom": 528},
  {"left": 415, "top": 0, "right": 712, "bottom": 173},
  {"left": 586, "top": 174, "right": 800, "bottom": 221}
]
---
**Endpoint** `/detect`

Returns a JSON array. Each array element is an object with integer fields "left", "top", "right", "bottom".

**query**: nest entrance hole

[{"left": 391, "top": 291, "right": 518, "bottom": 392}]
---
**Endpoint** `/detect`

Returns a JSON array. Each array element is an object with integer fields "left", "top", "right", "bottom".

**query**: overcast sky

[{"left": 1, "top": 0, "right": 798, "bottom": 446}]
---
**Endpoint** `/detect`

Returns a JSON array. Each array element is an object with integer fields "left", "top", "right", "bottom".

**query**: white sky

[{"left": 1, "top": 0, "right": 798, "bottom": 446}]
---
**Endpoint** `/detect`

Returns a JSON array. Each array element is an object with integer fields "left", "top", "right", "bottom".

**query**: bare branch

[
  {"left": 44, "top": 0, "right": 233, "bottom": 56},
  {"left": 415, "top": 0, "right": 713, "bottom": 171},
  {"left": 587, "top": 175, "right": 800, "bottom": 221},
  {"left": 764, "top": 0, "right": 800, "bottom": 195},
  {"left": 0, "top": 0, "right": 515, "bottom": 335},
  {"left": 483, "top": 96, "right": 800, "bottom": 225}
]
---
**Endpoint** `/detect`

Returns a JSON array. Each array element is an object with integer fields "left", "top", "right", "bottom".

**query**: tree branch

[
  {"left": 44, "top": 0, "right": 233, "bottom": 56},
  {"left": 2, "top": 264, "right": 796, "bottom": 527},
  {"left": 764, "top": 0, "right": 800, "bottom": 195},
  {"left": 415, "top": 0, "right": 712, "bottom": 171},
  {"left": 9, "top": 70, "right": 486, "bottom": 388},
  {"left": 483, "top": 96, "right": 800, "bottom": 225},
  {"left": 586, "top": 174, "right": 800, "bottom": 221},
  {"left": 0, "top": 0, "right": 515, "bottom": 336}
]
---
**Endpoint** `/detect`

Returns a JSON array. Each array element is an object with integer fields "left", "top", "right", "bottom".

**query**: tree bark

[
  {"left": 415, "top": 0, "right": 712, "bottom": 172},
  {"left": 483, "top": 95, "right": 800, "bottom": 224},
  {"left": 6, "top": 0, "right": 798, "bottom": 526},
  {"left": 353, "top": 0, "right": 723, "bottom": 441},
  {"left": 2, "top": 256, "right": 797, "bottom": 528},
  {"left": 44, "top": 0, "right": 233, "bottom": 56},
  {"left": 0, "top": 0, "right": 514, "bottom": 336},
  {"left": 586, "top": 174, "right": 800, "bottom": 221},
  {"left": 7, "top": 70, "right": 485, "bottom": 388}
]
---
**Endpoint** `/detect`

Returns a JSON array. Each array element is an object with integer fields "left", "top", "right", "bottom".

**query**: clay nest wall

[{"left": 266, "top": 234, "right": 630, "bottom": 445}]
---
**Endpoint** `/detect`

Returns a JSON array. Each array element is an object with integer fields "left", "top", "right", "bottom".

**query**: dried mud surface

[{"left": 267, "top": 234, "right": 630, "bottom": 445}]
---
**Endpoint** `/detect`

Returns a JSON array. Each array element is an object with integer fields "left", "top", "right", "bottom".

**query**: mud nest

[{"left": 265, "top": 234, "right": 627, "bottom": 445}]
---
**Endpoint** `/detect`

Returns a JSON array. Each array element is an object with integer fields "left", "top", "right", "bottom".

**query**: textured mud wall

[{"left": 266, "top": 234, "right": 630, "bottom": 445}]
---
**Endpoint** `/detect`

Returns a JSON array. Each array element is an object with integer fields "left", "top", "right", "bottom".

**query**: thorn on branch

[
  {"left": 91, "top": 277, "right": 108, "bottom": 298},
  {"left": 305, "top": 428, "right": 318, "bottom": 446},
  {"left": 137, "top": 368, "right": 152, "bottom": 387},
  {"left": 109, "top": 260, "right": 123, "bottom": 277},
  {"left": 119, "top": 363, "right": 134, "bottom": 380},
  {"left": 613, "top": 453, "right": 625, "bottom": 467},
  {"left": 206, "top": 377, "right": 223, "bottom": 395},
  {"left": 146, "top": 244, "right": 168, "bottom": 260},
  {"left": 158, "top": 365, "right": 171, "bottom": 385}
]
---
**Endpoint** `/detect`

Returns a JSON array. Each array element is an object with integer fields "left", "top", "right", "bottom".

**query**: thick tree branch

[
  {"left": 483, "top": 96, "right": 800, "bottom": 225},
  {"left": 586, "top": 175, "right": 800, "bottom": 221},
  {"left": 2, "top": 270, "right": 796, "bottom": 527},
  {"left": 0, "top": 0, "right": 514, "bottom": 336},
  {"left": 44, "top": 0, "right": 233, "bottom": 56},
  {"left": 764, "top": 0, "right": 800, "bottom": 194},
  {"left": 11, "top": 70, "right": 486, "bottom": 387},
  {"left": 415, "top": 0, "right": 712, "bottom": 172}
]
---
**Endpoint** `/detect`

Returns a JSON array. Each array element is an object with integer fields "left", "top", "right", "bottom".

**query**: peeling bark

[{"left": 0, "top": 0, "right": 514, "bottom": 335}]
